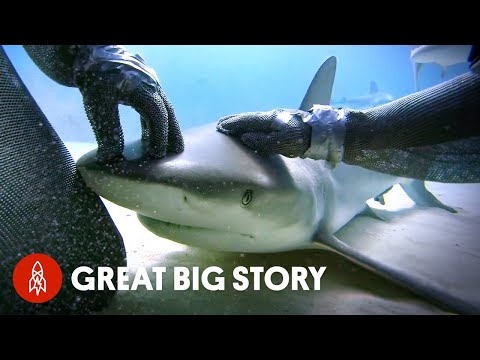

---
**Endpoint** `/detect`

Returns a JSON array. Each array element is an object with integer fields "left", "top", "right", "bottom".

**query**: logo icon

[
  {"left": 12, "top": 254, "right": 63, "bottom": 303},
  {"left": 29, "top": 261, "right": 47, "bottom": 296}
]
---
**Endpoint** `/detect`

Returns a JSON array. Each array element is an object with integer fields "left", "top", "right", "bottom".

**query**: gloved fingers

[
  {"left": 140, "top": 116, "right": 150, "bottom": 142},
  {"left": 240, "top": 124, "right": 311, "bottom": 158},
  {"left": 82, "top": 90, "right": 124, "bottom": 163},
  {"left": 129, "top": 83, "right": 170, "bottom": 158},
  {"left": 158, "top": 86, "right": 185, "bottom": 154},
  {"left": 216, "top": 110, "right": 279, "bottom": 135},
  {"left": 240, "top": 131, "right": 285, "bottom": 155}
]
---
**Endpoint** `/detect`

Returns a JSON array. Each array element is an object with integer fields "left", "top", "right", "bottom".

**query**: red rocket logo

[
  {"left": 29, "top": 261, "right": 47, "bottom": 296},
  {"left": 12, "top": 254, "right": 63, "bottom": 303}
]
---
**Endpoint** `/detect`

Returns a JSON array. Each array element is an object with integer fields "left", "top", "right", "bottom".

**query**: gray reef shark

[
  {"left": 411, "top": 45, "right": 472, "bottom": 90},
  {"left": 331, "top": 81, "right": 394, "bottom": 109},
  {"left": 77, "top": 56, "right": 476, "bottom": 314}
]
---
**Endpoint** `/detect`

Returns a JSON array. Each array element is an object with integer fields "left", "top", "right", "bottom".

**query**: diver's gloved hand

[
  {"left": 74, "top": 46, "right": 184, "bottom": 163},
  {"left": 216, "top": 109, "right": 312, "bottom": 158},
  {"left": 216, "top": 105, "right": 346, "bottom": 164},
  {"left": 23, "top": 45, "right": 184, "bottom": 163}
]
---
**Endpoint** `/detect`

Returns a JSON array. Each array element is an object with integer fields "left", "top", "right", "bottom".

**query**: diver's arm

[
  {"left": 217, "top": 70, "right": 480, "bottom": 183},
  {"left": 339, "top": 71, "right": 480, "bottom": 182},
  {"left": 23, "top": 45, "right": 81, "bottom": 87},
  {"left": 23, "top": 45, "right": 184, "bottom": 162},
  {"left": 469, "top": 45, "right": 480, "bottom": 74}
]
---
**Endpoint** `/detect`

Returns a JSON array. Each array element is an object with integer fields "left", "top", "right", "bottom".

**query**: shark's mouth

[
  {"left": 136, "top": 214, "right": 309, "bottom": 254},
  {"left": 138, "top": 214, "right": 255, "bottom": 239},
  {"left": 137, "top": 214, "right": 261, "bottom": 252}
]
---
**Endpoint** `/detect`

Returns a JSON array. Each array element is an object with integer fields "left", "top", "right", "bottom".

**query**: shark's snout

[{"left": 76, "top": 123, "right": 316, "bottom": 253}]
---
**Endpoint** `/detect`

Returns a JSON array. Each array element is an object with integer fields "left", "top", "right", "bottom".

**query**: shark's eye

[{"left": 241, "top": 190, "right": 253, "bottom": 206}]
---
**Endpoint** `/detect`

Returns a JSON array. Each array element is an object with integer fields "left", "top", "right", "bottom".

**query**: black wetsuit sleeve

[
  {"left": 469, "top": 45, "right": 480, "bottom": 74},
  {"left": 342, "top": 71, "right": 480, "bottom": 183}
]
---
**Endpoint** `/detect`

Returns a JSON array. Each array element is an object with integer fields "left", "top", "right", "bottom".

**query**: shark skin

[{"left": 77, "top": 56, "right": 476, "bottom": 314}]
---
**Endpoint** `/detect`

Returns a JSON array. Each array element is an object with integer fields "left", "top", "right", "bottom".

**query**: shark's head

[
  {"left": 77, "top": 56, "right": 338, "bottom": 253},
  {"left": 77, "top": 124, "right": 321, "bottom": 252}
]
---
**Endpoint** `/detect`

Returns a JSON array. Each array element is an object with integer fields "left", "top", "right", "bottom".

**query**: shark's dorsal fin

[
  {"left": 299, "top": 56, "right": 337, "bottom": 111},
  {"left": 369, "top": 81, "right": 378, "bottom": 94}
]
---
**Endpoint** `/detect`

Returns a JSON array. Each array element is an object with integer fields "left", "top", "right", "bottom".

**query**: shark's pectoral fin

[
  {"left": 401, "top": 180, "right": 457, "bottom": 213},
  {"left": 312, "top": 232, "right": 479, "bottom": 314}
]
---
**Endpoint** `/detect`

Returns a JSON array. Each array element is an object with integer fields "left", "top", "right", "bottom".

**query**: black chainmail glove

[
  {"left": 216, "top": 109, "right": 312, "bottom": 158},
  {"left": 24, "top": 45, "right": 184, "bottom": 163}
]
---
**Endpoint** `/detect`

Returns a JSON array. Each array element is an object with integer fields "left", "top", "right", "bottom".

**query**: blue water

[{"left": 3, "top": 45, "right": 470, "bottom": 143}]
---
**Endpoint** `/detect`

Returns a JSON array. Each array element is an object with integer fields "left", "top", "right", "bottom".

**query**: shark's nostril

[{"left": 184, "top": 195, "right": 188, "bottom": 203}]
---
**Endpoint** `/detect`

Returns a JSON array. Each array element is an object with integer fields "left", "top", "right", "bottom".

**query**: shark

[
  {"left": 410, "top": 45, "right": 472, "bottom": 90},
  {"left": 77, "top": 56, "right": 476, "bottom": 314},
  {"left": 331, "top": 81, "right": 394, "bottom": 109}
]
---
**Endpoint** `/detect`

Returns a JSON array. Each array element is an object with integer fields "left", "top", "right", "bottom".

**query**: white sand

[{"left": 68, "top": 142, "right": 480, "bottom": 314}]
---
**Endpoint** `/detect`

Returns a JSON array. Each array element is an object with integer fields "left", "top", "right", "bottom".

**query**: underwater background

[{"left": 3, "top": 45, "right": 470, "bottom": 144}]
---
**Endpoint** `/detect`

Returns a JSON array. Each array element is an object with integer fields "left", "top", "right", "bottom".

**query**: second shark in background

[
  {"left": 334, "top": 46, "right": 473, "bottom": 110},
  {"left": 332, "top": 81, "right": 395, "bottom": 110}
]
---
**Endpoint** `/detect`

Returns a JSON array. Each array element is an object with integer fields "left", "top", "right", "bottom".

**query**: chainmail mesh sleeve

[
  {"left": 342, "top": 71, "right": 480, "bottom": 183},
  {"left": 23, "top": 45, "right": 80, "bottom": 87},
  {"left": 0, "top": 46, "right": 126, "bottom": 314}
]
